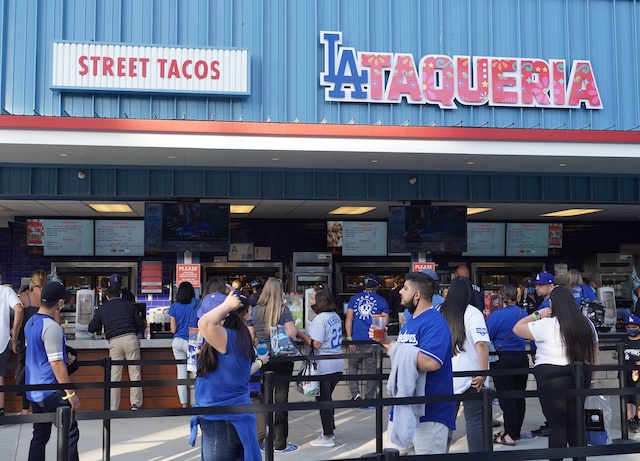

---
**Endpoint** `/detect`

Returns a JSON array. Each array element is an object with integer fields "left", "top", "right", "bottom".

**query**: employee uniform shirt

[
  {"left": 347, "top": 290, "right": 389, "bottom": 340},
  {"left": 307, "top": 311, "right": 344, "bottom": 375},
  {"left": 450, "top": 305, "right": 490, "bottom": 394},
  {"left": 393, "top": 307, "right": 455, "bottom": 430},
  {"left": 25, "top": 313, "right": 66, "bottom": 403},
  {"left": 0, "top": 285, "right": 21, "bottom": 352}
]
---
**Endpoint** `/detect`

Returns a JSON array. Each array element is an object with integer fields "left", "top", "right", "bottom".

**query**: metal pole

[
  {"left": 264, "top": 371, "right": 275, "bottom": 461},
  {"left": 375, "top": 345, "right": 383, "bottom": 454},
  {"left": 56, "top": 406, "right": 71, "bottom": 461},
  {"left": 382, "top": 448, "right": 400, "bottom": 460},
  {"left": 103, "top": 357, "right": 112, "bottom": 461},
  {"left": 574, "top": 361, "right": 586, "bottom": 448},
  {"left": 481, "top": 387, "right": 494, "bottom": 452},
  {"left": 618, "top": 341, "right": 629, "bottom": 440}
]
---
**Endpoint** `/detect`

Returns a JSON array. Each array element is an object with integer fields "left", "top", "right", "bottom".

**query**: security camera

[
  {"left": 77, "top": 171, "right": 86, "bottom": 180},
  {"left": 408, "top": 176, "right": 418, "bottom": 185}
]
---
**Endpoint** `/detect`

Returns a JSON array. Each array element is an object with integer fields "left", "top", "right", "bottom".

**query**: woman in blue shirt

[
  {"left": 565, "top": 269, "right": 597, "bottom": 307},
  {"left": 189, "top": 291, "right": 261, "bottom": 461},
  {"left": 169, "top": 281, "right": 199, "bottom": 408}
]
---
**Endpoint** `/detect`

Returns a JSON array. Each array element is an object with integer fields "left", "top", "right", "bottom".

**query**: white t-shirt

[
  {"left": 307, "top": 311, "right": 344, "bottom": 375},
  {"left": 529, "top": 316, "right": 599, "bottom": 366},
  {"left": 0, "top": 285, "right": 21, "bottom": 350},
  {"left": 451, "top": 305, "right": 490, "bottom": 394}
]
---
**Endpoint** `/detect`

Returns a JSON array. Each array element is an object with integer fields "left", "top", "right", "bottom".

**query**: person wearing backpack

[{"left": 169, "top": 281, "right": 200, "bottom": 408}]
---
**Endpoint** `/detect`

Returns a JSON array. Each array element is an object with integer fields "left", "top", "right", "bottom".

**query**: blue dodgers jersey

[
  {"left": 394, "top": 308, "right": 456, "bottom": 430},
  {"left": 348, "top": 291, "right": 389, "bottom": 340},
  {"left": 25, "top": 314, "right": 67, "bottom": 403}
]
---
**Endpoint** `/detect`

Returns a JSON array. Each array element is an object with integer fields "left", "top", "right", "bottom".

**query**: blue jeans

[
  {"left": 200, "top": 419, "right": 243, "bottom": 461},
  {"left": 29, "top": 391, "right": 80, "bottom": 461}
]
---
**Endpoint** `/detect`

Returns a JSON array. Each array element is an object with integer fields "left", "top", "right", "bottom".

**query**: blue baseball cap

[
  {"left": 535, "top": 271, "right": 555, "bottom": 285},
  {"left": 420, "top": 268, "right": 439, "bottom": 281},
  {"left": 197, "top": 292, "right": 227, "bottom": 319},
  {"left": 625, "top": 315, "right": 640, "bottom": 326}
]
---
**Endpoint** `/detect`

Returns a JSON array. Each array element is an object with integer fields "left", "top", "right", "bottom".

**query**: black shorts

[{"left": 0, "top": 342, "right": 11, "bottom": 376}]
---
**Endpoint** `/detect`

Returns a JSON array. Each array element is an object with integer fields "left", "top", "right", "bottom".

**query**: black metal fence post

[
  {"left": 382, "top": 448, "right": 400, "bottom": 460},
  {"left": 574, "top": 361, "right": 586, "bottom": 448},
  {"left": 375, "top": 345, "right": 383, "bottom": 454},
  {"left": 617, "top": 341, "right": 629, "bottom": 440},
  {"left": 55, "top": 406, "right": 71, "bottom": 461},
  {"left": 481, "top": 387, "right": 494, "bottom": 452},
  {"left": 103, "top": 356, "right": 112, "bottom": 461},
  {"left": 264, "top": 371, "right": 275, "bottom": 461}
]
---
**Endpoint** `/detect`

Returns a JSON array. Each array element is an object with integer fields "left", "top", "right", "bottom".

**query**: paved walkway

[{"left": 1, "top": 380, "right": 638, "bottom": 460}]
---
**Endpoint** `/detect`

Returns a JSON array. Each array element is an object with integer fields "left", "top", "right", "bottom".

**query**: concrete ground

[{"left": 1, "top": 378, "right": 639, "bottom": 460}]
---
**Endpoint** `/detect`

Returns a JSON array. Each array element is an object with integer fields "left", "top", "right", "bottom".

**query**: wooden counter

[{"left": 4, "top": 339, "right": 185, "bottom": 412}]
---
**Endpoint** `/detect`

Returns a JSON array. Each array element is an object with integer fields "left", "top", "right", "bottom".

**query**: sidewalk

[{"left": 1, "top": 380, "right": 638, "bottom": 460}]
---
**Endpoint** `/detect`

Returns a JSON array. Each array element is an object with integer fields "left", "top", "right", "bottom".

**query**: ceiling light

[
  {"left": 467, "top": 207, "right": 492, "bottom": 215},
  {"left": 89, "top": 204, "right": 133, "bottom": 213},
  {"left": 167, "top": 155, "right": 177, "bottom": 159},
  {"left": 559, "top": 163, "right": 567, "bottom": 167},
  {"left": 371, "top": 159, "right": 378, "bottom": 163},
  {"left": 467, "top": 161, "right": 475, "bottom": 165},
  {"left": 230, "top": 205, "right": 255, "bottom": 214},
  {"left": 59, "top": 153, "right": 69, "bottom": 157},
  {"left": 540, "top": 209, "right": 603, "bottom": 217},
  {"left": 329, "top": 206, "right": 376, "bottom": 215},
  {"left": 271, "top": 157, "right": 279, "bottom": 161}
]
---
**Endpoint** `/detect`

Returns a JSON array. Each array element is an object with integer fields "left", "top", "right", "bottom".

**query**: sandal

[{"left": 493, "top": 433, "right": 516, "bottom": 446}]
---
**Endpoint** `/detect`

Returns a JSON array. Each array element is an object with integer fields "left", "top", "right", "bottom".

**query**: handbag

[
  {"left": 295, "top": 349, "right": 320, "bottom": 397},
  {"left": 270, "top": 324, "right": 301, "bottom": 356},
  {"left": 584, "top": 395, "right": 612, "bottom": 445}
]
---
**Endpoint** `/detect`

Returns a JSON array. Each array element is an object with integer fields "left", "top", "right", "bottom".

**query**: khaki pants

[{"left": 109, "top": 333, "right": 143, "bottom": 410}]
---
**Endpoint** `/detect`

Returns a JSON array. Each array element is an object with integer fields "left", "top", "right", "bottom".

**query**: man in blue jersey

[
  {"left": 372, "top": 271, "right": 455, "bottom": 455},
  {"left": 25, "top": 281, "right": 80, "bottom": 461},
  {"left": 345, "top": 274, "right": 389, "bottom": 408},
  {"left": 534, "top": 271, "right": 555, "bottom": 310}
]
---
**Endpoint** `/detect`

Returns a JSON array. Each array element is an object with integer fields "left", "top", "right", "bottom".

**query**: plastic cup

[
  {"left": 371, "top": 314, "right": 386, "bottom": 341},
  {"left": 256, "top": 341, "right": 268, "bottom": 356}
]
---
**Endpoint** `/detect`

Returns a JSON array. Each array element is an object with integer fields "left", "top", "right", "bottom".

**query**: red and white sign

[
  {"left": 176, "top": 264, "right": 201, "bottom": 288},
  {"left": 52, "top": 42, "right": 249, "bottom": 95},
  {"left": 412, "top": 262, "right": 436, "bottom": 272},
  {"left": 141, "top": 261, "right": 163, "bottom": 294}
]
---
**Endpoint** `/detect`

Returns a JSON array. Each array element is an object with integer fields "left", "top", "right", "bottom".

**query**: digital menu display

[
  {"left": 463, "top": 223, "right": 506, "bottom": 256},
  {"left": 342, "top": 221, "right": 387, "bottom": 256},
  {"left": 95, "top": 220, "right": 145, "bottom": 256},
  {"left": 35, "top": 219, "right": 95, "bottom": 256},
  {"left": 506, "top": 223, "right": 550, "bottom": 257}
]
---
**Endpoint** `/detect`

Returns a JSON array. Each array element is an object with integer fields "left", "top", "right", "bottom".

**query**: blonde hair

[
  {"left": 565, "top": 269, "right": 584, "bottom": 289},
  {"left": 255, "top": 277, "right": 284, "bottom": 334},
  {"left": 30, "top": 270, "right": 47, "bottom": 289}
]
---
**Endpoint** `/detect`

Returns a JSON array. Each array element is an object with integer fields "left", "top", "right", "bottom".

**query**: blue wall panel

[{"left": 1, "top": 0, "right": 640, "bottom": 130}]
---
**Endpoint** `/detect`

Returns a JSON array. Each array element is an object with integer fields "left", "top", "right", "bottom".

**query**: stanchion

[
  {"left": 264, "top": 371, "right": 275, "bottom": 461},
  {"left": 374, "top": 345, "right": 383, "bottom": 454},
  {"left": 55, "top": 406, "right": 71, "bottom": 461},
  {"left": 382, "top": 447, "right": 400, "bottom": 460},
  {"left": 574, "top": 361, "right": 586, "bottom": 448},
  {"left": 615, "top": 341, "right": 630, "bottom": 441},
  {"left": 481, "top": 387, "right": 494, "bottom": 453},
  {"left": 103, "top": 356, "right": 112, "bottom": 461}
]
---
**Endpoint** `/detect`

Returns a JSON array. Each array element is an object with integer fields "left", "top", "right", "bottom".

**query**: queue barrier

[{"left": 1, "top": 343, "right": 640, "bottom": 461}]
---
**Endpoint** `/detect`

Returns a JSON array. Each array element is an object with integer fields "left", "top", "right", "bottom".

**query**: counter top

[{"left": 68, "top": 338, "right": 173, "bottom": 349}]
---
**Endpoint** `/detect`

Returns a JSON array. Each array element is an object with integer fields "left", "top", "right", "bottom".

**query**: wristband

[
  {"left": 346, "top": 336, "right": 352, "bottom": 341},
  {"left": 255, "top": 358, "right": 263, "bottom": 368},
  {"left": 531, "top": 312, "right": 540, "bottom": 321},
  {"left": 62, "top": 391, "right": 76, "bottom": 400}
]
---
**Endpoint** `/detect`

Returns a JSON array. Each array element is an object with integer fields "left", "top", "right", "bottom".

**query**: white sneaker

[{"left": 310, "top": 435, "right": 335, "bottom": 447}]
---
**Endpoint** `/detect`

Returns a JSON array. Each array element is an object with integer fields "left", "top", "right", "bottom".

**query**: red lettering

[
  {"left": 211, "top": 61, "right": 220, "bottom": 79},
  {"left": 128, "top": 57, "right": 137, "bottom": 77},
  {"left": 194, "top": 60, "right": 207, "bottom": 79},
  {"left": 103, "top": 57, "right": 114, "bottom": 76},
  {"left": 139, "top": 58, "right": 149, "bottom": 77},
  {"left": 168, "top": 59, "right": 180, "bottom": 78},
  {"left": 117, "top": 57, "right": 126, "bottom": 77},
  {"left": 78, "top": 56, "right": 89, "bottom": 76},
  {"left": 90, "top": 56, "right": 101, "bottom": 76},
  {"left": 182, "top": 59, "right": 193, "bottom": 79},
  {"left": 157, "top": 58, "right": 168, "bottom": 78}
]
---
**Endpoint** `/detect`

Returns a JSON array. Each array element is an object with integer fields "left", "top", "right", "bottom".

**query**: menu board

[
  {"left": 41, "top": 219, "right": 94, "bottom": 256},
  {"left": 342, "top": 221, "right": 388, "bottom": 256},
  {"left": 506, "top": 223, "right": 550, "bottom": 257},
  {"left": 463, "top": 223, "right": 506, "bottom": 256},
  {"left": 95, "top": 220, "right": 145, "bottom": 256}
]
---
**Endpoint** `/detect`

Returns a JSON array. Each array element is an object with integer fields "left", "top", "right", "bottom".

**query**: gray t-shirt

[{"left": 253, "top": 304, "right": 294, "bottom": 342}]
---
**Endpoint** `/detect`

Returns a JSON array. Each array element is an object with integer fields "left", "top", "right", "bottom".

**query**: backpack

[{"left": 581, "top": 299, "right": 607, "bottom": 332}]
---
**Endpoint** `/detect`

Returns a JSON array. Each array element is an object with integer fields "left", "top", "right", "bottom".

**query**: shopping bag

[
  {"left": 187, "top": 327, "right": 203, "bottom": 373},
  {"left": 270, "top": 324, "right": 301, "bottom": 356},
  {"left": 584, "top": 395, "right": 612, "bottom": 445},
  {"left": 295, "top": 359, "right": 320, "bottom": 397}
]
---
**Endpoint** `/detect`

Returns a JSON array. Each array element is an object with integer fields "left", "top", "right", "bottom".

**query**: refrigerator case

[{"left": 290, "top": 252, "right": 333, "bottom": 328}]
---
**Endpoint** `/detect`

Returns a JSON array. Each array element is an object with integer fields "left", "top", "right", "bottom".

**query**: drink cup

[
  {"left": 256, "top": 341, "right": 269, "bottom": 356},
  {"left": 371, "top": 314, "right": 386, "bottom": 341}
]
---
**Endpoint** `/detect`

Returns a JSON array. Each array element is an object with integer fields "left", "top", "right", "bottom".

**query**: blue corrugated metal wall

[{"left": 1, "top": 0, "right": 639, "bottom": 130}]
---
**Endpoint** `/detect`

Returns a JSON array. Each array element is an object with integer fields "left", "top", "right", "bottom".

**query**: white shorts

[{"left": 386, "top": 419, "right": 449, "bottom": 455}]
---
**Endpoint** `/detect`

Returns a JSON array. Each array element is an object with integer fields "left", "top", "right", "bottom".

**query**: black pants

[
  {"left": 262, "top": 361, "right": 294, "bottom": 450},
  {"left": 29, "top": 391, "right": 80, "bottom": 461},
  {"left": 492, "top": 354, "right": 529, "bottom": 440},
  {"left": 534, "top": 364, "right": 590, "bottom": 461},
  {"left": 315, "top": 372, "right": 342, "bottom": 436}
]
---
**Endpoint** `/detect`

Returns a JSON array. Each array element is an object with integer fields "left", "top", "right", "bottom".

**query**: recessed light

[
  {"left": 88, "top": 204, "right": 133, "bottom": 213},
  {"left": 230, "top": 205, "right": 255, "bottom": 214},
  {"left": 59, "top": 153, "right": 69, "bottom": 157},
  {"left": 559, "top": 163, "right": 567, "bottom": 167},
  {"left": 540, "top": 209, "right": 603, "bottom": 217},
  {"left": 167, "top": 155, "right": 177, "bottom": 159},
  {"left": 371, "top": 159, "right": 378, "bottom": 163},
  {"left": 467, "top": 207, "right": 492, "bottom": 215},
  {"left": 271, "top": 157, "right": 280, "bottom": 161},
  {"left": 467, "top": 161, "right": 475, "bottom": 165},
  {"left": 329, "top": 206, "right": 376, "bottom": 215}
]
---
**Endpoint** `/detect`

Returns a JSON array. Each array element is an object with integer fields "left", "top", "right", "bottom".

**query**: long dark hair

[
  {"left": 176, "top": 281, "right": 195, "bottom": 304},
  {"left": 438, "top": 277, "right": 472, "bottom": 356},
  {"left": 196, "top": 311, "right": 254, "bottom": 377},
  {"left": 312, "top": 285, "right": 338, "bottom": 314},
  {"left": 549, "top": 286, "right": 596, "bottom": 364}
]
